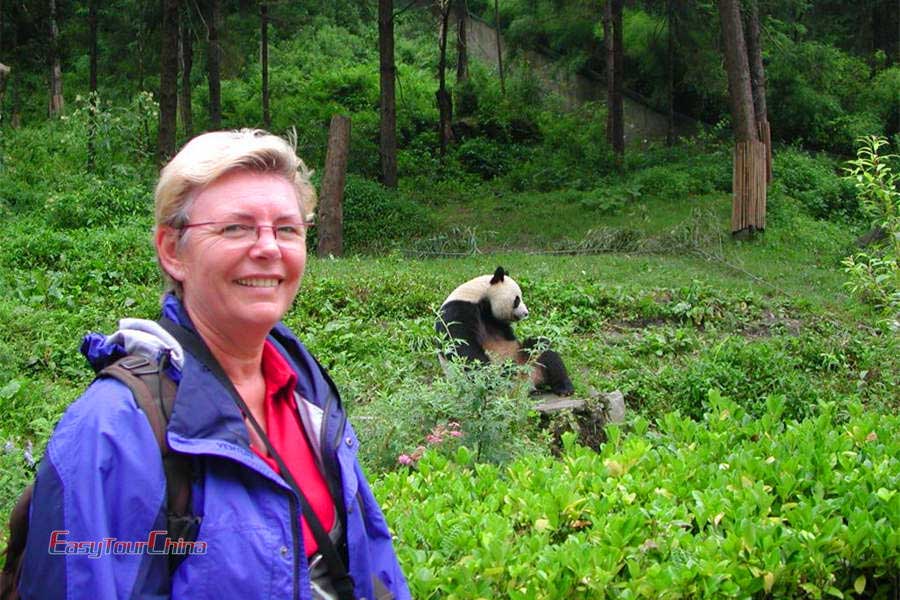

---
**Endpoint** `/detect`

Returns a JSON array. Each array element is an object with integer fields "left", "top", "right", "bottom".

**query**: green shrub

[
  {"left": 842, "top": 136, "right": 900, "bottom": 329},
  {"left": 453, "top": 137, "right": 521, "bottom": 180},
  {"left": 770, "top": 147, "right": 858, "bottom": 219},
  {"left": 376, "top": 395, "right": 900, "bottom": 599},
  {"left": 310, "top": 175, "right": 436, "bottom": 253},
  {"left": 766, "top": 36, "right": 883, "bottom": 153}
]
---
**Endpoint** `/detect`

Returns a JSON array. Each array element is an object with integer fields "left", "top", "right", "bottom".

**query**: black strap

[{"left": 158, "top": 318, "right": 356, "bottom": 600}]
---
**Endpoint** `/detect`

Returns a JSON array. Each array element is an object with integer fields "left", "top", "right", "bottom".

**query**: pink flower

[
  {"left": 397, "top": 454, "right": 414, "bottom": 466},
  {"left": 426, "top": 434, "right": 443, "bottom": 445},
  {"left": 449, "top": 430, "right": 463, "bottom": 438}
]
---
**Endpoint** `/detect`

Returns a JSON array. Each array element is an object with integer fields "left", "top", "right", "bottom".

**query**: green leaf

[
  {"left": 875, "top": 488, "right": 896, "bottom": 502},
  {"left": 0, "top": 379, "right": 23, "bottom": 400},
  {"left": 854, "top": 576, "right": 866, "bottom": 594}
]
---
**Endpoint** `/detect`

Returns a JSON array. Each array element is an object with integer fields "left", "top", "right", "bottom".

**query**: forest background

[{"left": 1, "top": 0, "right": 899, "bottom": 597}]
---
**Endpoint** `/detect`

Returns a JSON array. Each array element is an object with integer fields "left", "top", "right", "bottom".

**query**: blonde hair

[{"left": 154, "top": 128, "right": 316, "bottom": 295}]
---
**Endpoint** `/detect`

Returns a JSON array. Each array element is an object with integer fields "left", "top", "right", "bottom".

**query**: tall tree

[
  {"left": 136, "top": 0, "right": 149, "bottom": 91},
  {"left": 47, "top": 0, "right": 64, "bottom": 117},
  {"left": 158, "top": 0, "right": 180, "bottom": 163},
  {"left": 88, "top": 0, "right": 99, "bottom": 169},
  {"left": 455, "top": 0, "right": 468, "bottom": 84},
  {"left": 604, "top": 0, "right": 624, "bottom": 158},
  {"left": 179, "top": 5, "right": 194, "bottom": 138},
  {"left": 718, "top": 0, "right": 766, "bottom": 234},
  {"left": 378, "top": 0, "right": 398, "bottom": 188},
  {"left": 494, "top": 0, "right": 504, "bottom": 94},
  {"left": 436, "top": 0, "right": 454, "bottom": 156},
  {"left": 206, "top": 0, "right": 222, "bottom": 129},
  {"left": 744, "top": 0, "right": 771, "bottom": 183},
  {"left": 666, "top": 0, "right": 676, "bottom": 146},
  {"left": 260, "top": 2, "right": 270, "bottom": 129}
]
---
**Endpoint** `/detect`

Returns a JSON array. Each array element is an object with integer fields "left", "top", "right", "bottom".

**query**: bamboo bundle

[{"left": 732, "top": 139, "right": 767, "bottom": 233}]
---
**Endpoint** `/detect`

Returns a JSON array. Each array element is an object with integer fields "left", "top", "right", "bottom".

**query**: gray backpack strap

[{"left": 100, "top": 355, "right": 199, "bottom": 573}]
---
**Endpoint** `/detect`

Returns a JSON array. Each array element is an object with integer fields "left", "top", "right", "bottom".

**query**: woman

[{"left": 19, "top": 130, "right": 410, "bottom": 599}]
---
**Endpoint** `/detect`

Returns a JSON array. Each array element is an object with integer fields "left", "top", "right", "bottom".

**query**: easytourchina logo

[{"left": 48, "top": 530, "right": 207, "bottom": 559}]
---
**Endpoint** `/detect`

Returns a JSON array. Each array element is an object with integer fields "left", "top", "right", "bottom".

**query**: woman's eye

[
  {"left": 277, "top": 225, "right": 302, "bottom": 238},
  {"left": 221, "top": 224, "right": 252, "bottom": 237}
]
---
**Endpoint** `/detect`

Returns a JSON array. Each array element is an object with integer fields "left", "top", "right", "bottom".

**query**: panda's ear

[{"left": 491, "top": 266, "right": 506, "bottom": 285}]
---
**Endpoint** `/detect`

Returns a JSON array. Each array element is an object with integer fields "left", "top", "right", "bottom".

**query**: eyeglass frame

[{"left": 177, "top": 219, "right": 315, "bottom": 243}]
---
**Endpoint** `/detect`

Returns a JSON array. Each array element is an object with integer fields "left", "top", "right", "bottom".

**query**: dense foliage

[{"left": 378, "top": 396, "right": 899, "bottom": 598}]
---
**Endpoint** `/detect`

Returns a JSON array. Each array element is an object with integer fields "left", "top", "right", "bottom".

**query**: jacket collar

[{"left": 82, "top": 294, "right": 339, "bottom": 447}]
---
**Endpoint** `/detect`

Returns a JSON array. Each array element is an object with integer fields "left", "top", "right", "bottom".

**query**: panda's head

[{"left": 486, "top": 266, "right": 529, "bottom": 322}]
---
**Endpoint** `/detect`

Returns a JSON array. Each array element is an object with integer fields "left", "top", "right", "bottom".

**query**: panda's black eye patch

[{"left": 513, "top": 296, "right": 521, "bottom": 308}]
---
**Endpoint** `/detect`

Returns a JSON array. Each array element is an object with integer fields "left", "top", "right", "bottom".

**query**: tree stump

[
  {"left": 534, "top": 389, "right": 626, "bottom": 452},
  {"left": 317, "top": 115, "right": 351, "bottom": 258}
]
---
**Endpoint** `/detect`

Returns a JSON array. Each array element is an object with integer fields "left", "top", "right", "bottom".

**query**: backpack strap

[
  {"left": 0, "top": 484, "right": 32, "bottom": 600},
  {"left": 99, "top": 354, "right": 200, "bottom": 573},
  {"left": 1, "top": 355, "right": 198, "bottom": 600}
]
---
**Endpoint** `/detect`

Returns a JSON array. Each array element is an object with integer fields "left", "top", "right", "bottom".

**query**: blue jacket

[{"left": 20, "top": 295, "right": 410, "bottom": 600}]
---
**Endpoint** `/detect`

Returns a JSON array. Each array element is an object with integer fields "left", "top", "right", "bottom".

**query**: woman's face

[{"left": 162, "top": 170, "right": 307, "bottom": 335}]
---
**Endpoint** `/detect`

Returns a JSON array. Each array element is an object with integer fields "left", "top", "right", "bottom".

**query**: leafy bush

[
  {"left": 766, "top": 35, "right": 884, "bottom": 153},
  {"left": 769, "top": 147, "right": 858, "bottom": 219},
  {"left": 841, "top": 136, "right": 900, "bottom": 329},
  {"left": 354, "top": 358, "right": 542, "bottom": 471},
  {"left": 377, "top": 395, "right": 900, "bottom": 599},
  {"left": 309, "top": 175, "right": 436, "bottom": 253},
  {"left": 452, "top": 137, "right": 522, "bottom": 180}
]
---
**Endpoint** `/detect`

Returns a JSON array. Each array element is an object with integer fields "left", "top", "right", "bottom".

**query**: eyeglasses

[{"left": 179, "top": 220, "right": 314, "bottom": 244}]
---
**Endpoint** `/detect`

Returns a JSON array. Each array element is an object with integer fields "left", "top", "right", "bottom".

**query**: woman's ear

[{"left": 155, "top": 226, "right": 186, "bottom": 283}]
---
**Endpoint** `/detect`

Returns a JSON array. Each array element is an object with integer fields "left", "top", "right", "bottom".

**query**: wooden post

[{"left": 318, "top": 115, "right": 351, "bottom": 258}]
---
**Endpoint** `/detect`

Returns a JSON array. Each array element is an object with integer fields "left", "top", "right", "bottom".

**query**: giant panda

[{"left": 436, "top": 266, "right": 575, "bottom": 396}]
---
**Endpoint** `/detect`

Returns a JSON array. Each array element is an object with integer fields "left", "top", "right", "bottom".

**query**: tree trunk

[
  {"left": 179, "top": 9, "right": 194, "bottom": 138},
  {"left": 206, "top": 0, "right": 222, "bottom": 129},
  {"left": 666, "top": 0, "right": 675, "bottom": 146},
  {"left": 318, "top": 115, "right": 351, "bottom": 258},
  {"left": 260, "top": 2, "right": 270, "bottom": 129},
  {"left": 611, "top": 0, "right": 624, "bottom": 157},
  {"left": 745, "top": 0, "right": 771, "bottom": 183},
  {"left": 378, "top": 0, "right": 398, "bottom": 188},
  {"left": 494, "top": 0, "right": 504, "bottom": 94},
  {"left": 455, "top": 0, "right": 468, "bottom": 84},
  {"left": 9, "top": 8, "right": 21, "bottom": 127},
  {"left": 0, "top": 63, "right": 9, "bottom": 121},
  {"left": 718, "top": 0, "right": 757, "bottom": 143},
  {"left": 88, "top": 0, "right": 99, "bottom": 170},
  {"left": 47, "top": 0, "right": 64, "bottom": 117},
  {"left": 604, "top": 0, "right": 624, "bottom": 157},
  {"left": 137, "top": 0, "right": 147, "bottom": 91},
  {"left": 718, "top": 0, "right": 765, "bottom": 234},
  {"left": 603, "top": 1, "right": 612, "bottom": 145},
  {"left": 158, "top": 0, "right": 180, "bottom": 164},
  {"left": 437, "top": 0, "right": 454, "bottom": 156}
]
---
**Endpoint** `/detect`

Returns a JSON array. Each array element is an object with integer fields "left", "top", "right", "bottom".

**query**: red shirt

[{"left": 251, "top": 341, "right": 335, "bottom": 556}]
